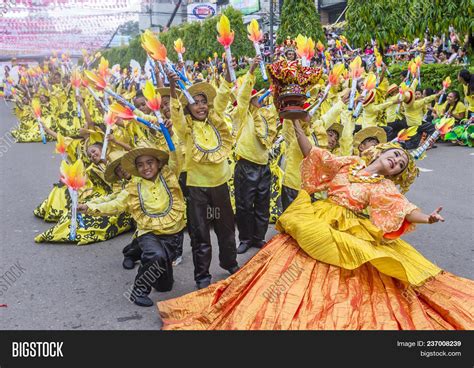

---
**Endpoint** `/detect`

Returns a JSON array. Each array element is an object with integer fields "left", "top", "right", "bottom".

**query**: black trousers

[
  {"left": 177, "top": 171, "right": 191, "bottom": 257},
  {"left": 405, "top": 120, "right": 437, "bottom": 149},
  {"left": 234, "top": 158, "right": 271, "bottom": 247},
  {"left": 132, "top": 231, "right": 183, "bottom": 295},
  {"left": 387, "top": 119, "right": 408, "bottom": 141},
  {"left": 123, "top": 238, "right": 141, "bottom": 263},
  {"left": 281, "top": 185, "right": 299, "bottom": 212},
  {"left": 187, "top": 183, "right": 237, "bottom": 283}
]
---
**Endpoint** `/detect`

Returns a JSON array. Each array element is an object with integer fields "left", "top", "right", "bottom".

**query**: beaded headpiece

[{"left": 361, "top": 142, "right": 419, "bottom": 193}]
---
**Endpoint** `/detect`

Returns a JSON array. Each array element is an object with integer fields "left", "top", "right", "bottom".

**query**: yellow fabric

[
  {"left": 404, "top": 95, "right": 437, "bottom": 127},
  {"left": 232, "top": 72, "right": 278, "bottom": 165},
  {"left": 463, "top": 84, "right": 474, "bottom": 112},
  {"left": 171, "top": 80, "right": 234, "bottom": 187},
  {"left": 158, "top": 233, "right": 474, "bottom": 330},
  {"left": 321, "top": 99, "right": 344, "bottom": 128},
  {"left": 385, "top": 95, "right": 402, "bottom": 123},
  {"left": 361, "top": 99, "right": 395, "bottom": 128},
  {"left": 87, "top": 163, "right": 185, "bottom": 237},
  {"left": 338, "top": 109, "right": 355, "bottom": 156},
  {"left": 282, "top": 119, "right": 327, "bottom": 190},
  {"left": 34, "top": 185, "right": 69, "bottom": 222},
  {"left": 276, "top": 191, "right": 441, "bottom": 286}
]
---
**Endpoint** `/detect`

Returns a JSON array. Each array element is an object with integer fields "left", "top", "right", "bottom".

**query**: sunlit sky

[{"left": 0, "top": 0, "right": 145, "bottom": 57}]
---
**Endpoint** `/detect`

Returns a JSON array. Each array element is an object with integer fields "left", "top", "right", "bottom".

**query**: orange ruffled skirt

[{"left": 158, "top": 234, "right": 474, "bottom": 330}]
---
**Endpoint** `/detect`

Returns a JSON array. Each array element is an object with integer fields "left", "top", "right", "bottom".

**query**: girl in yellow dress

[
  {"left": 35, "top": 140, "right": 133, "bottom": 245},
  {"left": 157, "top": 121, "right": 473, "bottom": 330}
]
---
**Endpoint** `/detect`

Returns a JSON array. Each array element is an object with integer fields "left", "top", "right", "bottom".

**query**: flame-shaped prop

[
  {"left": 55, "top": 132, "right": 69, "bottom": 161},
  {"left": 141, "top": 30, "right": 194, "bottom": 102},
  {"left": 348, "top": 56, "right": 364, "bottom": 110},
  {"left": 391, "top": 126, "right": 418, "bottom": 143},
  {"left": 32, "top": 99, "right": 47, "bottom": 144},
  {"left": 309, "top": 64, "right": 345, "bottom": 117},
  {"left": 353, "top": 73, "right": 377, "bottom": 118},
  {"left": 217, "top": 15, "right": 236, "bottom": 82},
  {"left": 247, "top": 19, "right": 267, "bottom": 81},
  {"left": 340, "top": 35, "right": 352, "bottom": 51},
  {"left": 142, "top": 80, "right": 175, "bottom": 151},
  {"left": 438, "top": 76, "right": 451, "bottom": 104},
  {"left": 295, "top": 34, "right": 315, "bottom": 67},
  {"left": 174, "top": 38, "right": 186, "bottom": 62},
  {"left": 100, "top": 111, "right": 118, "bottom": 161},
  {"left": 109, "top": 102, "right": 162, "bottom": 134},
  {"left": 412, "top": 119, "right": 455, "bottom": 160},
  {"left": 71, "top": 68, "right": 82, "bottom": 118},
  {"left": 60, "top": 160, "right": 87, "bottom": 240}
]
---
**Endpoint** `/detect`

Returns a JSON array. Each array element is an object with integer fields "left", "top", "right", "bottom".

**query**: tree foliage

[
  {"left": 277, "top": 0, "right": 326, "bottom": 44},
  {"left": 388, "top": 63, "right": 474, "bottom": 98},
  {"left": 101, "top": 7, "right": 254, "bottom": 68},
  {"left": 346, "top": 0, "right": 474, "bottom": 48}
]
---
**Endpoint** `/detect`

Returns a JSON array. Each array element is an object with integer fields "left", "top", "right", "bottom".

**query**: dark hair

[
  {"left": 88, "top": 142, "right": 103, "bottom": 150},
  {"left": 361, "top": 137, "right": 379, "bottom": 146},
  {"left": 443, "top": 90, "right": 460, "bottom": 115},
  {"left": 134, "top": 90, "right": 144, "bottom": 100},
  {"left": 458, "top": 69, "right": 473, "bottom": 95}
]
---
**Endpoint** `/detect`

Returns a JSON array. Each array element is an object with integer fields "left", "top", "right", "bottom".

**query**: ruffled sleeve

[
  {"left": 301, "top": 147, "right": 352, "bottom": 194},
  {"left": 368, "top": 180, "right": 418, "bottom": 238}
]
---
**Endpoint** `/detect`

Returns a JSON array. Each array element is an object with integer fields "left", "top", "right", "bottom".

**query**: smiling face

[
  {"left": 133, "top": 96, "right": 152, "bottom": 115},
  {"left": 327, "top": 130, "right": 339, "bottom": 150},
  {"left": 114, "top": 163, "right": 131, "bottom": 181},
  {"left": 415, "top": 90, "right": 423, "bottom": 100},
  {"left": 161, "top": 96, "right": 171, "bottom": 119},
  {"left": 87, "top": 145, "right": 102, "bottom": 164},
  {"left": 188, "top": 94, "right": 209, "bottom": 121},
  {"left": 285, "top": 50, "right": 297, "bottom": 61},
  {"left": 135, "top": 155, "right": 161, "bottom": 181},
  {"left": 446, "top": 92, "right": 458, "bottom": 105},
  {"left": 377, "top": 148, "right": 408, "bottom": 176}
]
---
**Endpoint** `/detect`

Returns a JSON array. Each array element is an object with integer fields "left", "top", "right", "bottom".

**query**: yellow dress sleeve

[
  {"left": 86, "top": 189, "right": 129, "bottom": 216},
  {"left": 368, "top": 180, "right": 418, "bottom": 236},
  {"left": 213, "top": 79, "right": 233, "bottom": 117},
  {"left": 170, "top": 97, "right": 187, "bottom": 142},
  {"left": 339, "top": 110, "right": 355, "bottom": 156},
  {"left": 232, "top": 72, "right": 255, "bottom": 138}
]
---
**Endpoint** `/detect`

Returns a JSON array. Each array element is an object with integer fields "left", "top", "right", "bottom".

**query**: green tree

[
  {"left": 346, "top": 0, "right": 474, "bottom": 48},
  {"left": 277, "top": 0, "right": 326, "bottom": 44},
  {"left": 102, "top": 7, "right": 254, "bottom": 67}
]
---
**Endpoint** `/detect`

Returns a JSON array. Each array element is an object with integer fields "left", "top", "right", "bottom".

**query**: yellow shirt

[
  {"left": 86, "top": 152, "right": 185, "bottom": 236},
  {"left": 463, "top": 84, "right": 473, "bottom": 113},
  {"left": 282, "top": 118, "right": 327, "bottom": 190},
  {"left": 361, "top": 99, "right": 395, "bottom": 128},
  {"left": 232, "top": 72, "right": 278, "bottom": 165},
  {"left": 403, "top": 95, "right": 437, "bottom": 127},
  {"left": 385, "top": 95, "right": 402, "bottom": 123},
  {"left": 171, "top": 80, "right": 234, "bottom": 187}
]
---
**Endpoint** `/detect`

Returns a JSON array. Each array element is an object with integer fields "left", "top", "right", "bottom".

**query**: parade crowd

[{"left": 1, "top": 22, "right": 473, "bottom": 330}]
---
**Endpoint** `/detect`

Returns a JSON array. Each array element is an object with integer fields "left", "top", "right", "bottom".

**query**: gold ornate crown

[{"left": 283, "top": 37, "right": 296, "bottom": 51}]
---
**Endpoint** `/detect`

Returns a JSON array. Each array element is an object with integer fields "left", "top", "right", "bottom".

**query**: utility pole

[
  {"left": 167, "top": 0, "right": 183, "bottom": 28},
  {"left": 269, "top": 0, "right": 274, "bottom": 54}
]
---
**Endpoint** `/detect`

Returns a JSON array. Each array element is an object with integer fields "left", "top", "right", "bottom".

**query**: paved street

[{"left": 0, "top": 101, "right": 473, "bottom": 330}]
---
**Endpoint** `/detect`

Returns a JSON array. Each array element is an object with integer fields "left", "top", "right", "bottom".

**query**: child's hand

[
  {"left": 163, "top": 119, "right": 173, "bottom": 136},
  {"left": 77, "top": 204, "right": 88, "bottom": 213}
]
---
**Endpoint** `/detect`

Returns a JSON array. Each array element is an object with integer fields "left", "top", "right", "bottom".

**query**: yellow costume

[{"left": 157, "top": 147, "right": 473, "bottom": 330}]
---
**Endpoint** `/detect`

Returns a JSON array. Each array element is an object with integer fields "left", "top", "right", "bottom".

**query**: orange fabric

[
  {"left": 300, "top": 147, "right": 418, "bottom": 234},
  {"left": 384, "top": 219, "right": 413, "bottom": 239},
  {"left": 158, "top": 234, "right": 474, "bottom": 330}
]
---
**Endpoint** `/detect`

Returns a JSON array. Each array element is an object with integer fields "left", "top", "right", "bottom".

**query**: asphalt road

[{"left": 0, "top": 101, "right": 473, "bottom": 330}]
